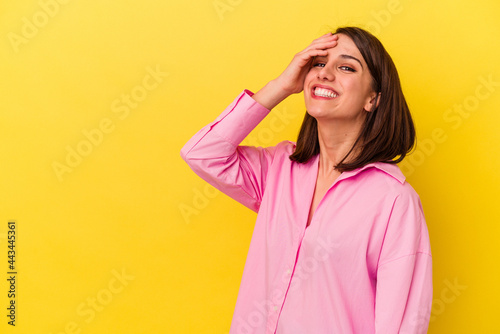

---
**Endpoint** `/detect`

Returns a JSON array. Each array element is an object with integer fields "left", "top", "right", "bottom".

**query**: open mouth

[{"left": 312, "top": 86, "right": 338, "bottom": 98}]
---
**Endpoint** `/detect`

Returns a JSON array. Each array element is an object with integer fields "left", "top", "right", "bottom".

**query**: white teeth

[{"left": 314, "top": 87, "right": 337, "bottom": 98}]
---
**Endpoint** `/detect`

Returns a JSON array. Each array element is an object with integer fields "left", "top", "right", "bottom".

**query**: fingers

[
  {"left": 274, "top": 33, "right": 339, "bottom": 94},
  {"left": 305, "top": 33, "right": 338, "bottom": 54},
  {"left": 311, "top": 32, "right": 339, "bottom": 45},
  {"left": 313, "top": 32, "right": 338, "bottom": 41},
  {"left": 293, "top": 33, "right": 338, "bottom": 65},
  {"left": 298, "top": 39, "right": 337, "bottom": 62}
]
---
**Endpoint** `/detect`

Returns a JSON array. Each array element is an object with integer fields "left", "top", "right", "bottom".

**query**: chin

[
  {"left": 306, "top": 109, "right": 329, "bottom": 121},
  {"left": 306, "top": 103, "right": 332, "bottom": 116}
]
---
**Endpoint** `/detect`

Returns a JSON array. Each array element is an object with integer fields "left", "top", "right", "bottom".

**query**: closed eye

[
  {"left": 340, "top": 66, "right": 356, "bottom": 72},
  {"left": 312, "top": 63, "right": 356, "bottom": 72}
]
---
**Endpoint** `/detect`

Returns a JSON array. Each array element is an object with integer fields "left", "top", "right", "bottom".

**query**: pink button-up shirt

[{"left": 181, "top": 90, "right": 433, "bottom": 334}]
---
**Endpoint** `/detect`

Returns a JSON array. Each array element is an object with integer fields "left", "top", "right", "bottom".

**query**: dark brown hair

[{"left": 289, "top": 26, "right": 415, "bottom": 172}]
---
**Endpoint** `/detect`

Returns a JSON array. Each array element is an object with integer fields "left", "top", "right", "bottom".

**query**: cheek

[
  {"left": 304, "top": 70, "right": 316, "bottom": 84},
  {"left": 303, "top": 71, "right": 317, "bottom": 96},
  {"left": 347, "top": 79, "right": 371, "bottom": 98},
  {"left": 343, "top": 80, "right": 372, "bottom": 108},
  {"left": 343, "top": 81, "right": 364, "bottom": 101}
]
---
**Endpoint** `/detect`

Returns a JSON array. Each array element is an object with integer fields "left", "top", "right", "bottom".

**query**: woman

[{"left": 181, "top": 27, "right": 432, "bottom": 334}]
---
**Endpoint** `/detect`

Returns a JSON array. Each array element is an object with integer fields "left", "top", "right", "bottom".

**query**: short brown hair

[{"left": 289, "top": 27, "right": 415, "bottom": 172}]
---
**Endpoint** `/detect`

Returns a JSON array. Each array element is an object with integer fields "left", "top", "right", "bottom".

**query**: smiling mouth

[{"left": 313, "top": 87, "right": 338, "bottom": 98}]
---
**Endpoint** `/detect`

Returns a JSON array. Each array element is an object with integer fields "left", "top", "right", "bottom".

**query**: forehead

[{"left": 324, "top": 33, "right": 365, "bottom": 64}]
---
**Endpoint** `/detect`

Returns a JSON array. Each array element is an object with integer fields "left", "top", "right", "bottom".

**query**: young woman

[{"left": 181, "top": 26, "right": 432, "bottom": 334}]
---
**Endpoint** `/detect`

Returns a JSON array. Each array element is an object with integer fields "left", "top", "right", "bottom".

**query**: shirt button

[
  {"left": 286, "top": 269, "right": 292, "bottom": 275},
  {"left": 273, "top": 305, "right": 279, "bottom": 311}
]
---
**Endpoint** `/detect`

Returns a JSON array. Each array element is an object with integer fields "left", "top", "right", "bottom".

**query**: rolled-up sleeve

[
  {"left": 375, "top": 190, "right": 433, "bottom": 334},
  {"left": 180, "top": 89, "right": 275, "bottom": 212}
]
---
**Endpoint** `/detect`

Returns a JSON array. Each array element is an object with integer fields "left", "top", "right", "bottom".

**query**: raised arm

[
  {"left": 180, "top": 90, "right": 274, "bottom": 212},
  {"left": 180, "top": 33, "right": 339, "bottom": 211},
  {"left": 253, "top": 32, "right": 339, "bottom": 109}
]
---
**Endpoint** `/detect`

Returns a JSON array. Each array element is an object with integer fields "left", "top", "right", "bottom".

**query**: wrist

[{"left": 252, "top": 80, "right": 290, "bottom": 110}]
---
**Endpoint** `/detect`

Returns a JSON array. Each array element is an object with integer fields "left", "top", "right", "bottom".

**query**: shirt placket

[{"left": 266, "top": 227, "right": 307, "bottom": 333}]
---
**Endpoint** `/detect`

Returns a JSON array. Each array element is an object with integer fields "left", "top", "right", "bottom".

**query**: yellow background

[{"left": 1, "top": 0, "right": 499, "bottom": 333}]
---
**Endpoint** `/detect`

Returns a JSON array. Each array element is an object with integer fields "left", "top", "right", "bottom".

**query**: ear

[{"left": 364, "top": 92, "right": 381, "bottom": 112}]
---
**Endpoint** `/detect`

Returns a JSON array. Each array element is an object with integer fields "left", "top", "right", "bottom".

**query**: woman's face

[{"left": 303, "top": 33, "right": 378, "bottom": 124}]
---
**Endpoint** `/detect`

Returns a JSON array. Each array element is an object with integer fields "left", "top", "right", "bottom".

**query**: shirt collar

[{"left": 340, "top": 161, "right": 406, "bottom": 184}]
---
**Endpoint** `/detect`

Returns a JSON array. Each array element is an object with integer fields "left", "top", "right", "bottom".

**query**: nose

[{"left": 317, "top": 65, "right": 335, "bottom": 81}]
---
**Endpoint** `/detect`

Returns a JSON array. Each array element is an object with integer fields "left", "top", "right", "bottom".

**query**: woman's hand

[
  {"left": 275, "top": 33, "right": 339, "bottom": 95},
  {"left": 253, "top": 33, "right": 338, "bottom": 110}
]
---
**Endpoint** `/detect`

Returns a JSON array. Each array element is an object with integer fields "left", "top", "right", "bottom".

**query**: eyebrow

[
  {"left": 340, "top": 54, "right": 364, "bottom": 69},
  {"left": 316, "top": 53, "right": 364, "bottom": 69}
]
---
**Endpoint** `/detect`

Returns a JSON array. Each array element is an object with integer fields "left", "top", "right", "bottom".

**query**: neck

[{"left": 316, "top": 119, "right": 362, "bottom": 175}]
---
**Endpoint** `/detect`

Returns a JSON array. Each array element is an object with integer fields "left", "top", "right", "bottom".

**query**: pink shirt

[{"left": 181, "top": 90, "right": 433, "bottom": 334}]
